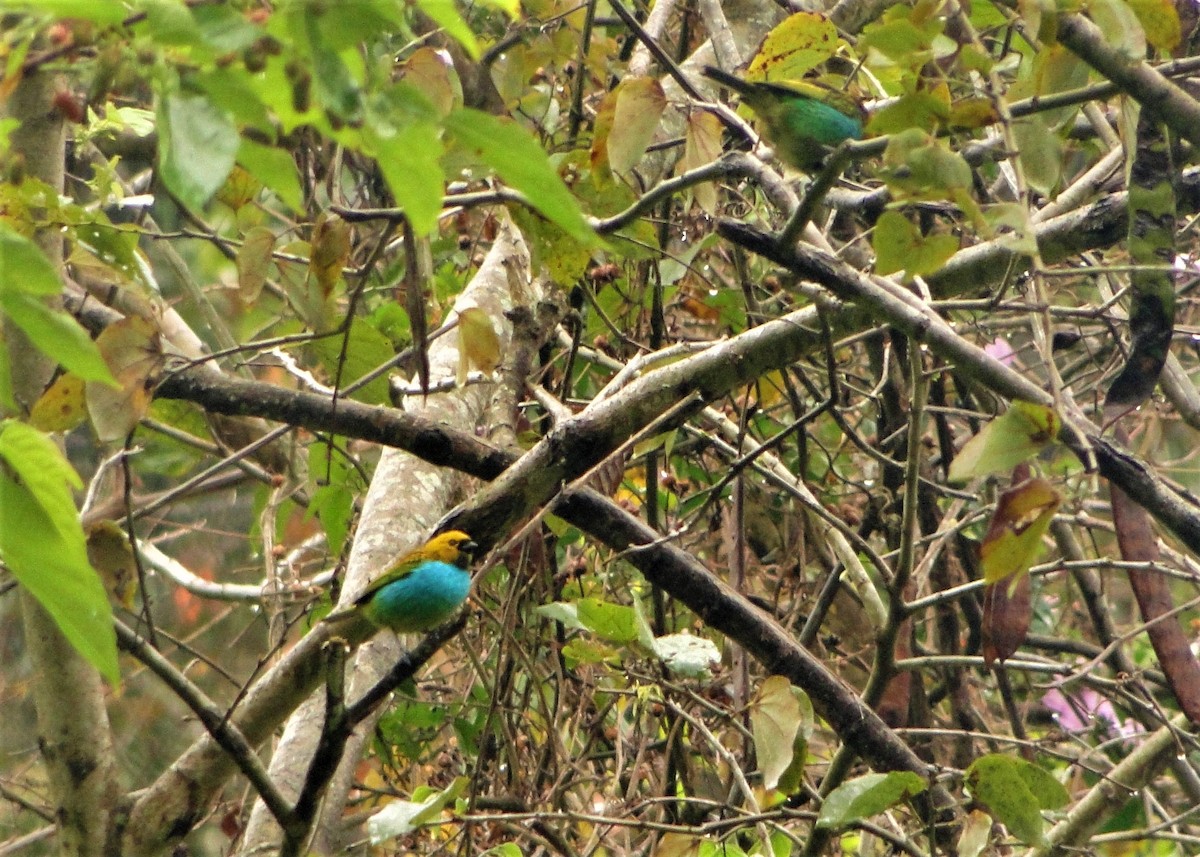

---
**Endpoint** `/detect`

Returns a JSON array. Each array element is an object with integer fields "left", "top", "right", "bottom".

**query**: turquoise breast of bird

[{"left": 325, "top": 530, "right": 477, "bottom": 633}]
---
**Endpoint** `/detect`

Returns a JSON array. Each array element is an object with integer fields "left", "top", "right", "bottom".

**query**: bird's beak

[{"left": 464, "top": 540, "right": 479, "bottom": 555}]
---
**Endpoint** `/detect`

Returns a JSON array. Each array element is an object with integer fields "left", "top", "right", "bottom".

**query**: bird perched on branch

[
  {"left": 702, "top": 65, "right": 864, "bottom": 170},
  {"left": 325, "top": 530, "right": 477, "bottom": 632}
]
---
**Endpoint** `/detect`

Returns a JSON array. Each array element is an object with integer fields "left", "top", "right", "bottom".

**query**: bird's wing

[{"left": 352, "top": 554, "right": 422, "bottom": 606}]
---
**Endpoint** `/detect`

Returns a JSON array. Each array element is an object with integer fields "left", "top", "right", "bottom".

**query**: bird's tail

[{"left": 701, "top": 65, "right": 755, "bottom": 99}]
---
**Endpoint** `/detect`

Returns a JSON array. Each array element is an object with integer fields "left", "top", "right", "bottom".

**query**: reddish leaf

[
  {"left": 982, "top": 571, "right": 1031, "bottom": 666},
  {"left": 397, "top": 46, "right": 461, "bottom": 116},
  {"left": 1111, "top": 474, "right": 1200, "bottom": 723}
]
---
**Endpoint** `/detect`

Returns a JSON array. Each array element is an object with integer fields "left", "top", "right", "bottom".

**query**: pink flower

[
  {"left": 985, "top": 337, "right": 1015, "bottom": 366},
  {"left": 1043, "top": 687, "right": 1142, "bottom": 739}
]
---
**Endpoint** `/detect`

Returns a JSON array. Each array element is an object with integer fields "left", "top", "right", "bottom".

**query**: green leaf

[
  {"left": 195, "top": 68, "right": 274, "bottom": 133},
  {"left": 157, "top": 90, "right": 239, "bottom": 211},
  {"left": 1013, "top": 117, "right": 1061, "bottom": 197},
  {"left": 443, "top": 109, "right": 597, "bottom": 246},
  {"left": 366, "top": 776, "right": 467, "bottom": 844},
  {"left": 980, "top": 478, "right": 1061, "bottom": 586},
  {"left": 365, "top": 117, "right": 444, "bottom": 237},
  {"left": 481, "top": 845, "right": 523, "bottom": 857},
  {"left": 1024, "top": 45, "right": 1090, "bottom": 130},
  {"left": 559, "top": 635, "right": 620, "bottom": 666},
  {"left": 3, "top": 0, "right": 128, "bottom": 24},
  {"left": 412, "top": 0, "right": 480, "bottom": 59},
  {"left": 864, "top": 90, "right": 950, "bottom": 136},
  {"left": 749, "top": 675, "right": 813, "bottom": 792},
  {"left": 0, "top": 222, "right": 65, "bottom": 295},
  {"left": 538, "top": 598, "right": 641, "bottom": 643},
  {"left": 73, "top": 219, "right": 154, "bottom": 292},
  {"left": 966, "top": 754, "right": 1069, "bottom": 845},
  {"left": 881, "top": 129, "right": 972, "bottom": 202},
  {"left": 872, "top": 210, "right": 959, "bottom": 279},
  {"left": 816, "top": 771, "right": 927, "bottom": 830},
  {"left": 947, "top": 401, "right": 1060, "bottom": 483},
  {"left": 576, "top": 597, "right": 640, "bottom": 643},
  {"left": 537, "top": 601, "right": 584, "bottom": 628},
  {"left": 300, "top": 7, "right": 363, "bottom": 120},
  {"left": 306, "top": 438, "right": 357, "bottom": 555},
  {"left": 141, "top": 0, "right": 204, "bottom": 46},
  {"left": 311, "top": 318, "right": 395, "bottom": 405},
  {"left": 0, "top": 417, "right": 81, "bottom": 504},
  {"left": 191, "top": 3, "right": 263, "bottom": 52},
  {"left": 0, "top": 421, "right": 119, "bottom": 685},
  {"left": 983, "top": 203, "right": 1038, "bottom": 256},
  {"left": 0, "top": 293, "right": 118, "bottom": 386},
  {"left": 859, "top": 15, "right": 937, "bottom": 62},
  {"left": 237, "top": 139, "right": 303, "bottom": 212},
  {"left": 0, "top": 224, "right": 116, "bottom": 386}
]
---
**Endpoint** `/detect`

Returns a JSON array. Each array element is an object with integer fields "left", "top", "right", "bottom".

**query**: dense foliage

[{"left": 2, "top": 0, "right": 1200, "bottom": 855}]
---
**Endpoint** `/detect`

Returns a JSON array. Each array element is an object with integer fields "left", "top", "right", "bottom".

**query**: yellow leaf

[
  {"left": 653, "top": 834, "right": 705, "bottom": 857},
  {"left": 589, "top": 89, "right": 618, "bottom": 183},
  {"left": 754, "top": 370, "right": 787, "bottom": 409},
  {"left": 948, "top": 400, "right": 1060, "bottom": 483},
  {"left": 747, "top": 12, "right": 841, "bottom": 81},
  {"left": 677, "top": 111, "right": 723, "bottom": 214},
  {"left": 30, "top": 373, "right": 87, "bottom": 433},
  {"left": 308, "top": 213, "right": 351, "bottom": 299},
  {"left": 86, "top": 520, "right": 137, "bottom": 608},
  {"left": 1124, "top": 0, "right": 1180, "bottom": 51},
  {"left": 948, "top": 97, "right": 999, "bottom": 130},
  {"left": 979, "top": 478, "right": 1061, "bottom": 585},
  {"left": 456, "top": 306, "right": 501, "bottom": 384},
  {"left": 608, "top": 77, "right": 666, "bottom": 176},
  {"left": 215, "top": 164, "right": 262, "bottom": 211}
]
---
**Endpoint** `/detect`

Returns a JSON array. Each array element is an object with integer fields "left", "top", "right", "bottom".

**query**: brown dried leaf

[
  {"left": 85, "top": 317, "right": 163, "bottom": 442},
  {"left": 982, "top": 571, "right": 1031, "bottom": 666},
  {"left": 237, "top": 226, "right": 276, "bottom": 302}
]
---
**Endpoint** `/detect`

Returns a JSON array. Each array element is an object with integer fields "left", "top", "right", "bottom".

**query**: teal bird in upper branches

[
  {"left": 325, "top": 530, "right": 477, "bottom": 633},
  {"left": 702, "top": 66, "right": 865, "bottom": 170}
]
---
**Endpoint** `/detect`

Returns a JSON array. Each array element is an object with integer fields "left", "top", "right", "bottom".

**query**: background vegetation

[{"left": 2, "top": 0, "right": 1200, "bottom": 855}]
